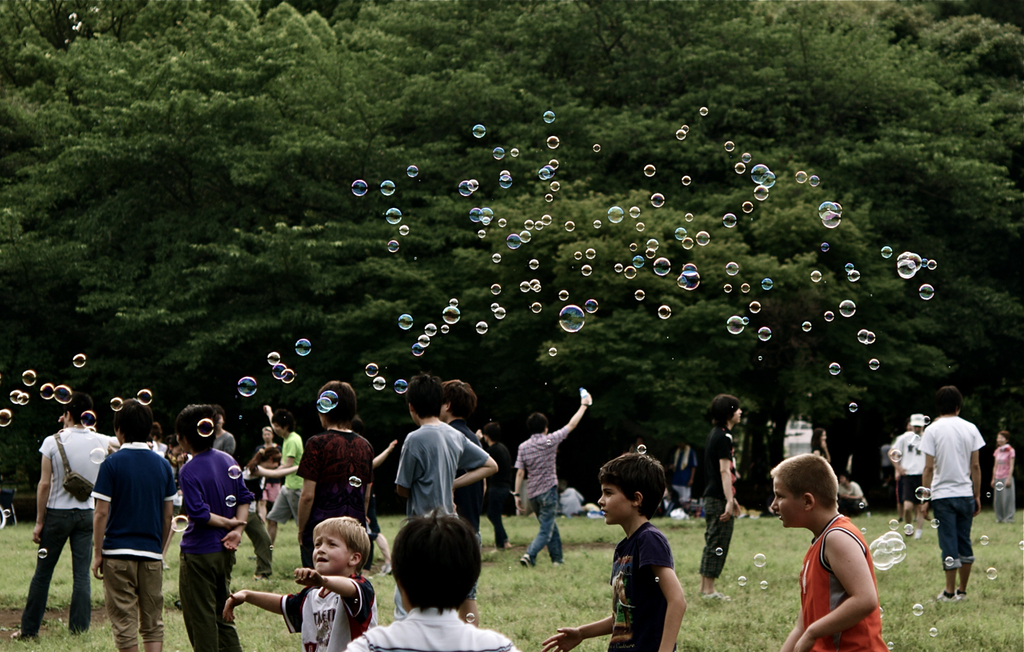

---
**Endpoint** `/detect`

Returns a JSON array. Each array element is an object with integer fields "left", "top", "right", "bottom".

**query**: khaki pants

[{"left": 102, "top": 557, "right": 164, "bottom": 649}]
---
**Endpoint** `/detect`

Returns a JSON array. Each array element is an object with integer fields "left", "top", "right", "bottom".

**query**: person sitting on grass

[
  {"left": 542, "top": 453, "right": 686, "bottom": 652},
  {"left": 770, "top": 454, "right": 887, "bottom": 652},
  {"left": 223, "top": 516, "right": 377, "bottom": 652},
  {"left": 346, "top": 511, "right": 519, "bottom": 652}
]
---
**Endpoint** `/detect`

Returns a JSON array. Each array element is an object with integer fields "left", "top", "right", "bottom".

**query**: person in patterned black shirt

[{"left": 296, "top": 382, "right": 375, "bottom": 570}]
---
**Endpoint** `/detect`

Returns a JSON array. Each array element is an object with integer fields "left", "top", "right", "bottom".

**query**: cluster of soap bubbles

[{"left": 869, "top": 531, "right": 907, "bottom": 571}]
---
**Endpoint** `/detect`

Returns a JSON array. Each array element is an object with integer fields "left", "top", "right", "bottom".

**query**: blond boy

[
  {"left": 223, "top": 517, "right": 376, "bottom": 651},
  {"left": 770, "top": 455, "right": 887, "bottom": 652}
]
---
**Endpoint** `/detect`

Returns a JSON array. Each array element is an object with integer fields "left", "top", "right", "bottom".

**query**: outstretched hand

[
  {"left": 542, "top": 628, "right": 583, "bottom": 652},
  {"left": 223, "top": 592, "right": 245, "bottom": 622},
  {"left": 294, "top": 567, "right": 324, "bottom": 587}
]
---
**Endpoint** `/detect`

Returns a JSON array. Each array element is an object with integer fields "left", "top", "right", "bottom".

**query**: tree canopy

[{"left": 1, "top": 1, "right": 1021, "bottom": 509}]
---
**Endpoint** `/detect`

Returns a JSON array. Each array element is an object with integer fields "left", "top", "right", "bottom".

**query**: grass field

[{"left": 0, "top": 509, "right": 1020, "bottom": 651}]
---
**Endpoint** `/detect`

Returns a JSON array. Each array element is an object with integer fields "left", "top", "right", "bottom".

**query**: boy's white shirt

[
  {"left": 281, "top": 579, "right": 377, "bottom": 652},
  {"left": 346, "top": 608, "right": 519, "bottom": 652}
]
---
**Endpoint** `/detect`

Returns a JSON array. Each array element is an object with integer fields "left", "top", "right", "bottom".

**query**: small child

[
  {"left": 223, "top": 516, "right": 376, "bottom": 652},
  {"left": 543, "top": 453, "right": 686, "bottom": 652},
  {"left": 770, "top": 454, "right": 887, "bottom": 652},
  {"left": 346, "top": 511, "right": 519, "bottom": 652}
]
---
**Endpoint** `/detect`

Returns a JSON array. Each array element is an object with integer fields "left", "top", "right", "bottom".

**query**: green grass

[{"left": 1, "top": 510, "right": 1021, "bottom": 651}]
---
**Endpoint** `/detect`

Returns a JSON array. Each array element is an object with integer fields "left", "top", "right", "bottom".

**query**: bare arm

[
  {"left": 294, "top": 568, "right": 359, "bottom": 598},
  {"left": 297, "top": 478, "right": 316, "bottom": 544},
  {"left": 653, "top": 566, "right": 686, "bottom": 652},
  {"left": 541, "top": 614, "right": 615, "bottom": 652},
  {"left": 797, "top": 533, "right": 879, "bottom": 650},
  {"left": 92, "top": 499, "right": 110, "bottom": 579},
  {"left": 373, "top": 441, "right": 398, "bottom": 469},
  {"left": 33, "top": 456, "right": 53, "bottom": 544},
  {"left": 513, "top": 468, "right": 526, "bottom": 512},
  {"left": 562, "top": 396, "right": 593, "bottom": 435},
  {"left": 219, "top": 503, "right": 249, "bottom": 551},
  {"left": 395, "top": 484, "right": 410, "bottom": 498},
  {"left": 453, "top": 456, "right": 497, "bottom": 490},
  {"left": 256, "top": 456, "right": 298, "bottom": 479},
  {"left": 162, "top": 500, "right": 173, "bottom": 551},
  {"left": 779, "top": 608, "right": 805, "bottom": 652},
  {"left": 364, "top": 482, "right": 372, "bottom": 517},
  {"left": 719, "top": 458, "right": 735, "bottom": 522},
  {"left": 922, "top": 454, "right": 935, "bottom": 491},
  {"left": 970, "top": 450, "right": 981, "bottom": 516},
  {"left": 223, "top": 588, "right": 285, "bottom": 622}
]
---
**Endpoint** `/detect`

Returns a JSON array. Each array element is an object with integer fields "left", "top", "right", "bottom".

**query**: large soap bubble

[
  {"left": 559, "top": 305, "right": 586, "bottom": 333},
  {"left": 869, "top": 531, "right": 907, "bottom": 571}
]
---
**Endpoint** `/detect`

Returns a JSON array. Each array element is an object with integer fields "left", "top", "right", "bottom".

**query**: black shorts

[{"left": 900, "top": 475, "right": 925, "bottom": 504}]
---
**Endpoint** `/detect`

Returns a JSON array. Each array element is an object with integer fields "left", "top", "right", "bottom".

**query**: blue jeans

[
  {"left": 525, "top": 487, "right": 562, "bottom": 565},
  {"left": 932, "top": 497, "right": 975, "bottom": 570},
  {"left": 487, "top": 486, "right": 511, "bottom": 547},
  {"left": 21, "top": 509, "right": 93, "bottom": 636}
]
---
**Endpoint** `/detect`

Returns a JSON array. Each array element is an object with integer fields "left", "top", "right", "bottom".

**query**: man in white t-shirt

[
  {"left": 921, "top": 386, "right": 985, "bottom": 603},
  {"left": 17, "top": 393, "right": 111, "bottom": 640},
  {"left": 893, "top": 414, "right": 928, "bottom": 539}
]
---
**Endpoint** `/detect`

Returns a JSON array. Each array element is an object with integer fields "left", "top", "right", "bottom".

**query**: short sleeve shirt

[
  {"left": 395, "top": 423, "right": 491, "bottom": 518},
  {"left": 297, "top": 430, "right": 374, "bottom": 549},
  {"left": 894, "top": 432, "right": 926, "bottom": 475},
  {"left": 514, "top": 426, "right": 570, "bottom": 498},
  {"left": 282, "top": 432, "right": 305, "bottom": 491},
  {"left": 994, "top": 445, "right": 1015, "bottom": 480},
  {"left": 609, "top": 522, "right": 674, "bottom": 652},
  {"left": 40, "top": 427, "right": 111, "bottom": 510},
  {"left": 703, "top": 427, "right": 735, "bottom": 500},
  {"left": 282, "top": 575, "right": 376, "bottom": 652},
  {"left": 919, "top": 416, "right": 985, "bottom": 501}
]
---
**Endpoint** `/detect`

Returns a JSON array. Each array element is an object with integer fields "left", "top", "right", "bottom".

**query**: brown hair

[
  {"left": 245, "top": 445, "right": 282, "bottom": 473},
  {"left": 770, "top": 454, "right": 837, "bottom": 508},
  {"left": 442, "top": 379, "right": 477, "bottom": 418}
]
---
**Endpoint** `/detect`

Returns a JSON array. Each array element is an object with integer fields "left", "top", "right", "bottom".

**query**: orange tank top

[{"left": 800, "top": 514, "right": 887, "bottom": 652}]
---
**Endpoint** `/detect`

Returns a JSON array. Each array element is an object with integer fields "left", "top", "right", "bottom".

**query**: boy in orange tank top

[{"left": 770, "top": 455, "right": 887, "bottom": 652}]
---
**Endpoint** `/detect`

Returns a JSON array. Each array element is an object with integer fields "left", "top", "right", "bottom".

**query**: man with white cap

[{"left": 894, "top": 413, "right": 928, "bottom": 539}]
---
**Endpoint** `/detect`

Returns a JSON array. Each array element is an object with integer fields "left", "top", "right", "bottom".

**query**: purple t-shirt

[
  {"left": 179, "top": 448, "right": 254, "bottom": 555},
  {"left": 609, "top": 522, "right": 675, "bottom": 652}
]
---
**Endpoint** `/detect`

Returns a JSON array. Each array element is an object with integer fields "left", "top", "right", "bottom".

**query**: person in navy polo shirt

[{"left": 91, "top": 399, "right": 177, "bottom": 652}]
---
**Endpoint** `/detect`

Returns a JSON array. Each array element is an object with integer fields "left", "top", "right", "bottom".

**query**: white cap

[{"left": 909, "top": 414, "right": 927, "bottom": 427}]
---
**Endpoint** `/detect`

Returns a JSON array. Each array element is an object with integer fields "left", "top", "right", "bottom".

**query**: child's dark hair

[
  {"left": 113, "top": 399, "right": 154, "bottom": 443},
  {"left": 441, "top": 379, "right": 477, "bottom": 418},
  {"left": 392, "top": 511, "right": 480, "bottom": 610},
  {"left": 66, "top": 392, "right": 93, "bottom": 424},
  {"left": 935, "top": 385, "right": 962, "bottom": 416},
  {"left": 482, "top": 421, "right": 501, "bottom": 442},
  {"left": 710, "top": 394, "right": 740, "bottom": 428},
  {"left": 527, "top": 412, "right": 548, "bottom": 433},
  {"left": 406, "top": 373, "right": 443, "bottom": 418},
  {"left": 176, "top": 404, "right": 216, "bottom": 452},
  {"left": 272, "top": 408, "right": 296, "bottom": 431},
  {"left": 598, "top": 453, "right": 667, "bottom": 519},
  {"left": 351, "top": 415, "right": 364, "bottom": 435}
]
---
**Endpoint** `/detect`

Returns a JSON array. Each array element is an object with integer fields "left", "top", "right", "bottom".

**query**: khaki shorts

[{"left": 103, "top": 557, "right": 165, "bottom": 648}]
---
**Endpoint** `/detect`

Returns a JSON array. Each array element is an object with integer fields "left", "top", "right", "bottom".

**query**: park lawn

[{"left": 0, "top": 509, "right": 1020, "bottom": 651}]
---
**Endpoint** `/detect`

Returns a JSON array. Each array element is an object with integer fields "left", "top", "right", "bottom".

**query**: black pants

[{"left": 487, "top": 486, "right": 511, "bottom": 547}]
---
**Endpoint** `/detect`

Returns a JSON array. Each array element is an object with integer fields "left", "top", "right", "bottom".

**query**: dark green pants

[
  {"left": 179, "top": 550, "right": 242, "bottom": 652},
  {"left": 244, "top": 512, "right": 273, "bottom": 577}
]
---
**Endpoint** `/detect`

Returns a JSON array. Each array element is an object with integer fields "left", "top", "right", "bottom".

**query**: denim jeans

[
  {"left": 487, "top": 486, "right": 511, "bottom": 547},
  {"left": 931, "top": 497, "right": 975, "bottom": 570},
  {"left": 525, "top": 486, "right": 562, "bottom": 565},
  {"left": 21, "top": 508, "right": 93, "bottom": 636}
]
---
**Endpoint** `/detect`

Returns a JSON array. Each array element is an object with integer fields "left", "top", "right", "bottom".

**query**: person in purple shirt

[{"left": 175, "top": 404, "right": 252, "bottom": 652}]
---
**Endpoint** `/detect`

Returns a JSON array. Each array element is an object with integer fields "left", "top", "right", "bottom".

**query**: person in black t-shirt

[
  {"left": 480, "top": 422, "right": 513, "bottom": 549},
  {"left": 699, "top": 393, "right": 742, "bottom": 601}
]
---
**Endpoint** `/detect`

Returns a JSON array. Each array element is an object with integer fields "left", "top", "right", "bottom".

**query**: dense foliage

[{"left": 1, "top": 1, "right": 1021, "bottom": 510}]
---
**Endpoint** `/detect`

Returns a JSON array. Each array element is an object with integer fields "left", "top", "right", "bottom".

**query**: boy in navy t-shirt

[
  {"left": 91, "top": 398, "right": 177, "bottom": 651},
  {"left": 543, "top": 454, "right": 686, "bottom": 652}
]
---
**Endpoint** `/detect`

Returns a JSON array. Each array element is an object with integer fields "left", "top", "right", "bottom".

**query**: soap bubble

[
  {"left": 237, "top": 377, "right": 257, "bottom": 398},
  {"left": 723, "top": 213, "right": 737, "bottom": 228},
  {"left": 542, "top": 110, "right": 556, "bottom": 123},
  {"left": 727, "top": 316, "right": 745, "bottom": 335},
  {"left": 795, "top": 171, "right": 808, "bottom": 183},
  {"left": 22, "top": 370, "right": 37, "bottom": 386},
  {"left": 943, "top": 556, "right": 954, "bottom": 567},
  {"left": 171, "top": 515, "right": 189, "bottom": 533},
  {"left": 912, "top": 603, "right": 924, "bottom": 617},
  {"left": 734, "top": 162, "right": 746, "bottom": 174},
  {"left": 821, "top": 243, "right": 830, "bottom": 252},
  {"left": 757, "top": 327, "right": 772, "bottom": 342},
  {"left": 811, "top": 270, "right": 822, "bottom": 283},
  {"left": 809, "top": 175, "right": 820, "bottom": 186},
  {"left": 72, "top": 353, "right": 87, "bottom": 368},
  {"left": 224, "top": 494, "right": 237, "bottom": 508},
  {"left": 197, "top": 418, "right": 215, "bottom": 437},
  {"left": 847, "top": 270, "right": 861, "bottom": 282},
  {"left": 715, "top": 547, "right": 723, "bottom": 556},
  {"left": 839, "top": 300, "right": 856, "bottom": 317},
  {"left": 267, "top": 351, "right": 281, "bottom": 365},
  {"left": 995, "top": 480, "right": 1005, "bottom": 491},
  {"left": 750, "top": 164, "right": 771, "bottom": 184},
  {"left": 802, "top": 321, "right": 812, "bottom": 332},
  {"left": 506, "top": 233, "right": 522, "bottom": 250},
  {"left": 927, "top": 259, "right": 937, "bottom": 270},
  {"left": 81, "top": 410, "right": 97, "bottom": 428},
  {"left": 986, "top": 567, "right": 997, "bottom": 580},
  {"left": 398, "top": 314, "right": 414, "bottom": 330},
  {"left": 364, "top": 364, "right": 379, "bottom": 378},
  {"left": 737, "top": 576, "right": 747, "bottom": 586},
  {"left": 929, "top": 628, "right": 938, "bottom": 638},
  {"left": 896, "top": 252, "right": 922, "bottom": 279},
  {"left": 725, "top": 262, "right": 739, "bottom": 276},
  {"left": 881, "top": 246, "right": 893, "bottom": 259},
  {"left": 824, "top": 311, "right": 835, "bottom": 322},
  {"left": 677, "top": 264, "right": 700, "bottom": 291},
  {"left": 607, "top": 206, "right": 625, "bottom": 224},
  {"left": 699, "top": 107, "right": 709, "bottom": 116},
  {"left": 39, "top": 383, "right": 54, "bottom": 400},
  {"left": 351, "top": 180, "right": 368, "bottom": 196},
  {"left": 89, "top": 447, "right": 105, "bottom": 464},
  {"left": 110, "top": 397, "right": 124, "bottom": 411},
  {"left": 472, "top": 124, "right": 486, "bottom": 138},
  {"left": 643, "top": 165, "right": 656, "bottom": 177},
  {"left": 584, "top": 299, "right": 599, "bottom": 314},
  {"left": 37, "top": 548, "right": 48, "bottom": 559},
  {"left": 650, "top": 193, "right": 665, "bottom": 208},
  {"left": 888, "top": 449, "right": 903, "bottom": 464},
  {"left": 634, "top": 290, "right": 645, "bottom": 301},
  {"left": 564, "top": 221, "right": 575, "bottom": 232},
  {"left": 546, "top": 136, "right": 560, "bottom": 149},
  {"left": 657, "top": 305, "right": 672, "bottom": 320},
  {"left": 848, "top": 402, "right": 858, "bottom": 413},
  {"left": 475, "top": 321, "right": 489, "bottom": 335},
  {"left": 818, "top": 201, "right": 842, "bottom": 229},
  {"left": 559, "top": 289, "right": 570, "bottom": 301},
  {"left": 829, "top": 362, "right": 842, "bottom": 376},
  {"left": 932, "top": 519, "right": 940, "bottom": 529},
  {"left": 760, "top": 581, "right": 768, "bottom": 590},
  {"left": 593, "top": 144, "right": 601, "bottom": 152},
  {"left": 696, "top": 231, "right": 710, "bottom": 246},
  {"left": 380, "top": 180, "right": 396, "bottom": 196},
  {"left": 761, "top": 278, "right": 773, "bottom": 291},
  {"left": 295, "top": 339, "right": 312, "bottom": 357},
  {"left": 904, "top": 523, "right": 914, "bottom": 536},
  {"left": 869, "top": 358, "right": 880, "bottom": 371},
  {"left": 870, "top": 532, "right": 907, "bottom": 570},
  {"left": 749, "top": 301, "right": 761, "bottom": 314},
  {"left": 228, "top": 465, "right": 243, "bottom": 480},
  {"left": 681, "top": 175, "right": 691, "bottom": 186},
  {"left": 653, "top": 258, "right": 671, "bottom": 277},
  {"left": 385, "top": 207, "right": 402, "bottom": 225},
  {"left": 372, "top": 377, "right": 386, "bottom": 391},
  {"left": 915, "top": 486, "right": 932, "bottom": 501},
  {"left": 0, "top": 409, "right": 11, "bottom": 427},
  {"left": 387, "top": 240, "right": 400, "bottom": 253},
  {"left": 753, "top": 185, "right": 769, "bottom": 201},
  {"left": 442, "top": 306, "right": 461, "bottom": 324},
  {"left": 136, "top": 389, "right": 153, "bottom": 405},
  {"left": 919, "top": 284, "right": 935, "bottom": 300},
  {"left": 394, "top": 379, "right": 409, "bottom": 394},
  {"left": 753, "top": 553, "right": 766, "bottom": 567},
  {"left": 559, "top": 305, "right": 586, "bottom": 333}
]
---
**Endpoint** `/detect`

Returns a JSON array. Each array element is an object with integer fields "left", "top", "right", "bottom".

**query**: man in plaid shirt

[{"left": 514, "top": 392, "right": 593, "bottom": 567}]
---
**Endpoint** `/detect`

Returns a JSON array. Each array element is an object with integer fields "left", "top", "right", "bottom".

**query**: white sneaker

[
  {"left": 701, "top": 592, "right": 731, "bottom": 601},
  {"left": 914, "top": 529, "right": 922, "bottom": 540}
]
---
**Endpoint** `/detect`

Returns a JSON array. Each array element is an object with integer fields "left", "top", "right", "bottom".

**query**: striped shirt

[{"left": 514, "top": 426, "right": 569, "bottom": 499}]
